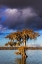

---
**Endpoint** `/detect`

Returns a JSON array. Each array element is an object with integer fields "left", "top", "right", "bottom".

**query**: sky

[{"left": 0, "top": 0, "right": 42, "bottom": 46}]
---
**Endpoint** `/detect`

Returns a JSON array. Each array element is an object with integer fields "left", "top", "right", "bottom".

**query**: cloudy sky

[{"left": 0, "top": 0, "right": 42, "bottom": 46}]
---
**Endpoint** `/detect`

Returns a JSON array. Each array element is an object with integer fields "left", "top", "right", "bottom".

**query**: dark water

[{"left": 0, "top": 50, "right": 42, "bottom": 64}]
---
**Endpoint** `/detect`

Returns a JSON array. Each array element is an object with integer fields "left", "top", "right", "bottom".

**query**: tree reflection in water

[{"left": 15, "top": 58, "right": 26, "bottom": 64}]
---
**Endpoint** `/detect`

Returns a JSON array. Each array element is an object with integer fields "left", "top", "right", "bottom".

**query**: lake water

[{"left": 0, "top": 50, "right": 42, "bottom": 64}]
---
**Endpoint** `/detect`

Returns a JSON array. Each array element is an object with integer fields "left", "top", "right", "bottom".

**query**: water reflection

[
  {"left": 15, "top": 58, "right": 26, "bottom": 64},
  {"left": 0, "top": 50, "right": 42, "bottom": 64}
]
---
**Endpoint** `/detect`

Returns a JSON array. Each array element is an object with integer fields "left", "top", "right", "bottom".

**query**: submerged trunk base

[
  {"left": 15, "top": 46, "right": 28, "bottom": 58},
  {"left": 22, "top": 53, "right": 28, "bottom": 58}
]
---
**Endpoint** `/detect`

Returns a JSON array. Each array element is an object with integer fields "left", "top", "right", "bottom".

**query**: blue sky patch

[{"left": 2, "top": 16, "right": 6, "bottom": 22}]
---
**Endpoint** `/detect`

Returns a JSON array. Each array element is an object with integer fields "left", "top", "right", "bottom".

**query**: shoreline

[{"left": 0, "top": 46, "right": 42, "bottom": 50}]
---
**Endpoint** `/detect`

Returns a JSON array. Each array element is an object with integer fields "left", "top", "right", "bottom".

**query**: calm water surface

[{"left": 0, "top": 50, "right": 42, "bottom": 64}]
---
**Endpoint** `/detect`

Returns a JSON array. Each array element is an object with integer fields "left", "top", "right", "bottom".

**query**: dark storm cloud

[
  {"left": 0, "top": 0, "right": 42, "bottom": 9},
  {"left": 0, "top": 0, "right": 33, "bottom": 8},
  {"left": 2, "top": 16, "right": 42, "bottom": 30},
  {"left": 0, "top": 0, "right": 42, "bottom": 31},
  {"left": 0, "top": 0, "right": 42, "bottom": 18},
  {"left": 0, "top": 8, "right": 42, "bottom": 31},
  {"left": 25, "top": 17, "right": 42, "bottom": 30}
]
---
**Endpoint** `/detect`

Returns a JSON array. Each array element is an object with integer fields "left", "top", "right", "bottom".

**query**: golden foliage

[
  {"left": 5, "top": 29, "right": 39, "bottom": 46},
  {"left": 15, "top": 52, "right": 21, "bottom": 55},
  {"left": 18, "top": 46, "right": 28, "bottom": 50}
]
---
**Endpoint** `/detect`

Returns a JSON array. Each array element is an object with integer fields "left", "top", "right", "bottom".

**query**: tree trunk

[{"left": 24, "top": 39, "right": 26, "bottom": 46}]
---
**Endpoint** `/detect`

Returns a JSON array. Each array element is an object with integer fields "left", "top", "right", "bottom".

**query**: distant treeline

[{"left": 0, "top": 47, "right": 42, "bottom": 50}]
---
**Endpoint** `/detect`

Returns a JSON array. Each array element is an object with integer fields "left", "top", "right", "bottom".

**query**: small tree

[
  {"left": 5, "top": 29, "right": 39, "bottom": 58},
  {"left": 5, "top": 29, "right": 39, "bottom": 46}
]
